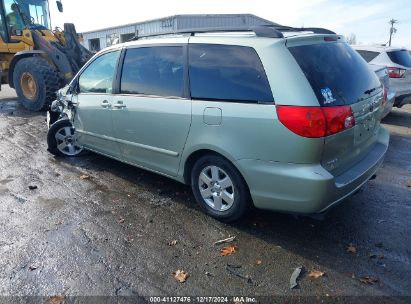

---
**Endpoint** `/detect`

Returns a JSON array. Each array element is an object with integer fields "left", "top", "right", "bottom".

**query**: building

[{"left": 80, "top": 14, "right": 277, "bottom": 52}]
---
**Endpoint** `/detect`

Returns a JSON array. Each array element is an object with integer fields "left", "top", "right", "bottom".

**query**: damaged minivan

[{"left": 47, "top": 26, "right": 390, "bottom": 222}]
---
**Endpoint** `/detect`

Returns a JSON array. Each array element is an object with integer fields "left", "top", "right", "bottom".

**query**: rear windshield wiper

[{"left": 364, "top": 86, "right": 381, "bottom": 95}]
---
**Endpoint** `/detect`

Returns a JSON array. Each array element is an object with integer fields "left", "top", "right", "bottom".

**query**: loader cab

[
  {"left": 2, "top": 0, "right": 52, "bottom": 36},
  {"left": 0, "top": 0, "right": 9, "bottom": 42}
]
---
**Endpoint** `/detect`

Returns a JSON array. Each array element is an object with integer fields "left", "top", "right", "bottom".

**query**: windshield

[
  {"left": 4, "top": 0, "right": 51, "bottom": 30},
  {"left": 387, "top": 50, "right": 411, "bottom": 68},
  {"left": 289, "top": 42, "right": 381, "bottom": 106}
]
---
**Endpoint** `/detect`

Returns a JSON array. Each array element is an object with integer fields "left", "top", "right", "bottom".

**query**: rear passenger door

[
  {"left": 185, "top": 43, "right": 275, "bottom": 161},
  {"left": 111, "top": 43, "right": 191, "bottom": 177}
]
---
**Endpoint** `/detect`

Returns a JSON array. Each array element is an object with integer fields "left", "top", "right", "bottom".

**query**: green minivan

[{"left": 47, "top": 26, "right": 390, "bottom": 222}]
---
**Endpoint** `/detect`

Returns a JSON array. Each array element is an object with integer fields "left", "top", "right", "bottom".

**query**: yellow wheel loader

[{"left": 0, "top": 0, "right": 92, "bottom": 110}]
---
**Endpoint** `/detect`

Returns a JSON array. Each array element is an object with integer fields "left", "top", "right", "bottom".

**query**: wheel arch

[
  {"left": 8, "top": 51, "right": 47, "bottom": 88},
  {"left": 182, "top": 148, "right": 249, "bottom": 189}
]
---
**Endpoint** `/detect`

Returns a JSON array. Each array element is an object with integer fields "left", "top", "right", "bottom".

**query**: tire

[
  {"left": 13, "top": 57, "right": 59, "bottom": 111},
  {"left": 191, "top": 154, "right": 251, "bottom": 222},
  {"left": 47, "top": 119, "right": 83, "bottom": 157}
]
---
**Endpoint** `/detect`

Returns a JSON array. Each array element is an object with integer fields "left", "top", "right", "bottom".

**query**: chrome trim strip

[{"left": 76, "top": 130, "right": 179, "bottom": 157}]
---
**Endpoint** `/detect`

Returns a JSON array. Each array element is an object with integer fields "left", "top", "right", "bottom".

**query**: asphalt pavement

[{"left": 0, "top": 86, "right": 410, "bottom": 303}]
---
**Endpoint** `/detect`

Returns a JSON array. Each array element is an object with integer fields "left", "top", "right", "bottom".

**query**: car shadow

[{"left": 382, "top": 107, "right": 411, "bottom": 129}]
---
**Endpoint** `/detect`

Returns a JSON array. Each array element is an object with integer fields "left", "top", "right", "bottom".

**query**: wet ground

[{"left": 0, "top": 86, "right": 410, "bottom": 302}]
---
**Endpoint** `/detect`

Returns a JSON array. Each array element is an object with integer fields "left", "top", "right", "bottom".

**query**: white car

[
  {"left": 370, "top": 65, "right": 395, "bottom": 118},
  {"left": 354, "top": 46, "right": 411, "bottom": 108}
]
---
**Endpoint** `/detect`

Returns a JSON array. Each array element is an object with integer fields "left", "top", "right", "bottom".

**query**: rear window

[
  {"left": 189, "top": 44, "right": 273, "bottom": 103},
  {"left": 387, "top": 50, "right": 411, "bottom": 68},
  {"left": 289, "top": 42, "right": 381, "bottom": 106},
  {"left": 356, "top": 50, "right": 379, "bottom": 63}
]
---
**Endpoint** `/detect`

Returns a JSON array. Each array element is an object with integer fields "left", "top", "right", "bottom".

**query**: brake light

[
  {"left": 324, "top": 36, "right": 338, "bottom": 41},
  {"left": 387, "top": 67, "right": 406, "bottom": 78},
  {"left": 382, "top": 86, "right": 388, "bottom": 108},
  {"left": 276, "top": 105, "right": 355, "bottom": 138}
]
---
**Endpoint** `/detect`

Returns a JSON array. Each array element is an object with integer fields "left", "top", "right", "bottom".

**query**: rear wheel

[
  {"left": 191, "top": 155, "right": 250, "bottom": 222},
  {"left": 47, "top": 119, "right": 83, "bottom": 157},
  {"left": 13, "top": 57, "right": 59, "bottom": 111}
]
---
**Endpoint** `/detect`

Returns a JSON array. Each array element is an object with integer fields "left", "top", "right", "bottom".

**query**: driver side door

[{"left": 73, "top": 49, "right": 122, "bottom": 159}]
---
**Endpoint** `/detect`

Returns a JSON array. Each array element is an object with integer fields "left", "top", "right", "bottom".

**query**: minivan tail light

[
  {"left": 276, "top": 105, "right": 355, "bottom": 138},
  {"left": 387, "top": 67, "right": 406, "bottom": 78}
]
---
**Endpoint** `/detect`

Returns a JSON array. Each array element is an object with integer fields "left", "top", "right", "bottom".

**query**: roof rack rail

[
  {"left": 130, "top": 25, "right": 336, "bottom": 41},
  {"left": 132, "top": 26, "right": 284, "bottom": 40}
]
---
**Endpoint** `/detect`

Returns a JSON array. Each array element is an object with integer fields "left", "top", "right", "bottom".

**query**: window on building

[
  {"left": 120, "top": 33, "right": 135, "bottom": 43},
  {"left": 88, "top": 38, "right": 101, "bottom": 52},
  {"left": 188, "top": 44, "right": 273, "bottom": 103},
  {"left": 106, "top": 33, "right": 119, "bottom": 47},
  {"left": 120, "top": 46, "right": 184, "bottom": 97},
  {"left": 79, "top": 51, "right": 120, "bottom": 94}
]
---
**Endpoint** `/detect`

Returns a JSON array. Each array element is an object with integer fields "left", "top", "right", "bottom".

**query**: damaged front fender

[{"left": 47, "top": 85, "right": 76, "bottom": 128}]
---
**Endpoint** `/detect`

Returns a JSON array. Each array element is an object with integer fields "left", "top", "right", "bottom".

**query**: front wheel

[
  {"left": 191, "top": 155, "right": 251, "bottom": 222},
  {"left": 47, "top": 119, "right": 83, "bottom": 157}
]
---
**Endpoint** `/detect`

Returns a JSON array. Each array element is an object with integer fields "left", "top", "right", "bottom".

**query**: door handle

[
  {"left": 113, "top": 101, "right": 126, "bottom": 109},
  {"left": 101, "top": 100, "right": 111, "bottom": 108}
]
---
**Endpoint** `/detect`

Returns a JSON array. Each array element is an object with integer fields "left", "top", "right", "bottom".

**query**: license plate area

[{"left": 355, "top": 114, "right": 377, "bottom": 145}]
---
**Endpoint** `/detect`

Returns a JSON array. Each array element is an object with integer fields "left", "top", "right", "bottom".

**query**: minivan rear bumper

[{"left": 237, "top": 126, "right": 390, "bottom": 214}]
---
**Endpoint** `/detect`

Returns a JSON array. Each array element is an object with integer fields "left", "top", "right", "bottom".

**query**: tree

[{"left": 346, "top": 33, "right": 357, "bottom": 45}]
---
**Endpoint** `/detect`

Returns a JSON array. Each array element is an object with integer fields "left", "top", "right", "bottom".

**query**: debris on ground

[
  {"left": 308, "top": 270, "right": 325, "bottom": 279},
  {"left": 226, "top": 265, "right": 252, "bottom": 284},
  {"left": 227, "top": 263, "right": 241, "bottom": 269},
  {"left": 168, "top": 240, "right": 178, "bottom": 246},
  {"left": 405, "top": 181, "right": 411, "bottom": 188},
  {"left": 28, "top": 185, "right": 38, "bottom": 190},
  {"left": 256, "top": 260, "right": 262, "bottom": 266},
  {"left": 359, "top": 276, "right": 379, "bottom": 285},
  {"left": 173, "top": 270, "right": 189, "bottom": 283},
  {"left": 29, "top": 265, "right": 38, "bottom": 271},
  {"left": 118, "top": 218, "right": 125, "bottom": 224},
  {"left": 214, "top": 236, "right": 236, "bottom": 246},
  {"left": 80, "top": 175, "right": 90, "bottom": 180},
  {"left": 205, "top": 272, "right": 214, "bottom": 277},
  {"left": 346, "top": 243, "right": 357, "bottom": 254},
  {"left": 220, "top": 245, "right": 238, "bottom": 256},
  {"left": 369, "top": 253, "right": 384, "bottom": 259},
  {"left": 125, "top": 235, "right": 134, "bottom": 243},
  {"left": 46, "top": 295, "right": 65, "bottom": 304},
  {"left": 290, "top": 266, "right": 303, "bottom": 289}
]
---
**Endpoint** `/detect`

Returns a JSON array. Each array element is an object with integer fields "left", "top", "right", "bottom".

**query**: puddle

[
  {"left": 0, "top": 101, "right": 17, "bottom": 114},
  {"left": 37, "top": 197, "right": 65, "bottom": 210},
  {"left": 0, "top": 179, "right": 13, "bottom": 185},
  {"left": 0, "top": 185, "right": 8, "bottom": 195}
]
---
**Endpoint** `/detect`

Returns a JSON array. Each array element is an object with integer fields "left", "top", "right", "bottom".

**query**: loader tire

[{"left": 13, "top": 57, "right": 59, "bottom": 111}]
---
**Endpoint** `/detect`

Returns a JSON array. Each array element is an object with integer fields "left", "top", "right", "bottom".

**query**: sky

[{"left": 50, "top": 0, "right": 411, "bottom": 48}]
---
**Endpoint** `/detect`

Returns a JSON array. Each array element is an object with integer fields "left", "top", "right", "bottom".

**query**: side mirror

[{"left": 56, "top": 1, "right": 63, "bottom": 12}]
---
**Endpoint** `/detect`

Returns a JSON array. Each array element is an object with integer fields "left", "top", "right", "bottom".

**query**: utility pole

[{"left": 388, "top": 19, "right": 398, "bottom": 46}]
